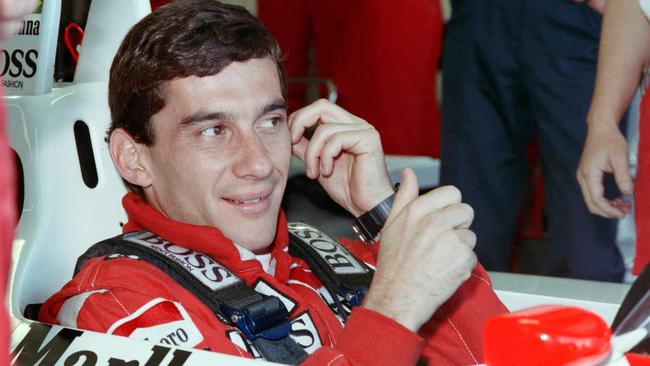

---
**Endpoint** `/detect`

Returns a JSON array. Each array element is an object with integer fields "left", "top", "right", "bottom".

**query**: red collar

[{"left": 121, "top": 192, "right": 293, "bottom": 283}]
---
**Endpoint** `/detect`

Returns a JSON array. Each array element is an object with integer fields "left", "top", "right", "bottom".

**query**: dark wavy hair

[{"left": 107, "top": 0, "right": 286, "bottom": 193}]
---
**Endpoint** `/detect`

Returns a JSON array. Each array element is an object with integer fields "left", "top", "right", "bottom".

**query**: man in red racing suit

[
  {"left": 40, "top": 194, "right": 506, "bottom": 365},
  {"left": 40, "top": 1, "right": 508, "bottom": 364}
]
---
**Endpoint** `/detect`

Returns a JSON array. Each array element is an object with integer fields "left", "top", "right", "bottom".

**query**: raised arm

[
  {"left": 577, "top": 0, "right": 650, "bottom": 218},
  {"left": 289, "top": 100, "right": 478, "bottom": 331}
]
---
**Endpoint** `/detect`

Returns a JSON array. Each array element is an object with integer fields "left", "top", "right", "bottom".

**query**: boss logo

[
  {"left": 124, "top": 231, "right": 240, "bottom": 290},
  {"left": 289, "top": 312, "right": 321, "bottom": 354},
  {"left": 289, "top": 223, "right": 367, "bottom": 274},
  {"left": 0, "top": 49, "right": 37, "bottom": 78}
]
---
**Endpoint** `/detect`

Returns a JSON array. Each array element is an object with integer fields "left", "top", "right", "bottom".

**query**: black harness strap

[{"left": 287, "top": 222, "right": 374, "bottom": 320}]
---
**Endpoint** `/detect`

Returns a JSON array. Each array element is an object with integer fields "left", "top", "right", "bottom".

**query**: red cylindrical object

[{"left": 484, "top": 305, "right": 611, "bottom": 366}]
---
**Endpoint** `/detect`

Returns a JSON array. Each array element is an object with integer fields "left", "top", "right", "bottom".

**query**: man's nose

[{"left": 232, "top": 133, "right": 273, "bottom": 179}]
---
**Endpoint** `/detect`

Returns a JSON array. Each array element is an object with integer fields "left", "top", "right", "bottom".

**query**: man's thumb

[
  {"left": 612, "top": 153, "right": 634, "bottom": 195},
  {"left": 387, "top": 168, "right": 419, "bottom": 222}
]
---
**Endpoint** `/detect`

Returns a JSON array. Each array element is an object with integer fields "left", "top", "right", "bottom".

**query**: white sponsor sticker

[
  {"left": 288, "top": 223, "right": 368, "bottom": 275},
  {"left": 11, "top": 320, "right": 278, "bottom": 366},
  {"left": 123, "top": 231, "right": 241, "bottom": 291},
  {"left": 289, "top": 312, "right": 321, "bottom": 354},
  {"left": 107, "top": 298, "right": 204, "bottom": 348}
]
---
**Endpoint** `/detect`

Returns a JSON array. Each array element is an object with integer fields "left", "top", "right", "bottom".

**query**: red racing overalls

[{"left": 40, "top": 192, "right": 508, "bottom": 365}]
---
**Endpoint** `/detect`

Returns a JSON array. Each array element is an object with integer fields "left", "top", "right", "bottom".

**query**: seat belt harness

[
  {"left": 75, "top": 230, "right": 307, "bottom": 364},
  {"left": 74, "top": 223, "right": 373, "bottom": 364},
  {"left": 287, "top": 222, "right": 374, "bottom": 320}
]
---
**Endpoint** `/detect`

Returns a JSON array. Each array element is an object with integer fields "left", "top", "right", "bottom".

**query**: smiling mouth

[
  {"left": 224, "top": 191, "right": 272, "bottom": 206},
  {"left": 224, "top": 194, "right": 272, "bottom": 215},
  {"left": 231, "top": 198, "right": 263, "bottom": 204}
]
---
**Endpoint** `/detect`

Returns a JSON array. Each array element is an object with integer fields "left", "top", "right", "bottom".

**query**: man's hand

[
  {"left": 289, "top": 99, "right": 394, "bottom": 217},
  {"left": 577, "top": 122, "right": 633, "bottom": 218},
  {"left": 0, "top": 0, "right": 38, "bottom": 40},
  {"left": 574, "top": 0, "right": 606, "bottom": 14},
  {"left": 362, "top": 169, "right": 477, "bottom": 332}
]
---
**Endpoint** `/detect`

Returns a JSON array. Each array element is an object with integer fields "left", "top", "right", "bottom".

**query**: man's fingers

[
  {"left": 442, "top": 229, "right": 477, "bottom": 250},
  {"left": 291, "top": 137, "right": 308, "bottom": 164},
  {"left": 581, "top": 159, "right": 630, "bottom": 218},
  {"left": 612, "top": 198, "right": 632, "bottom": 214},
  {"left": 577, "top": 171, "right": 595, "bottom": 213},
  {"left": 303, "top": 123, "right": 368, "bottom": 177},
  {"left": 611, "top": 152, "right": 634, "bottom": 195},
  {"left": 583, "top": 169, "right": 622, "bottom": 218},
  {"left": 412, "top": 185, "right": 462, "bottom": 213},
  {"left": 584, "top": 172, "right": 625, "bottom": 218},
  {"left": 457, "top": 229, "right": 477, "bottom": 249},
  {"left": 424, "top": 203, "right": 474, "bottom": 234},
  {"left": 591, "top": 195, "right": 625, "bottom": 218},
  {"left": 288, "top": 99, "right": 357, "bottom": 143},
  {"left": 386, "top": 168, "right": 419, "bottom": 224},
  {"left": 577, "top": 168, "right": 608, "bottom": 217}
]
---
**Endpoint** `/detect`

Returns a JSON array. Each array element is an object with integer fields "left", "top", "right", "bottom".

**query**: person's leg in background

[
  {"left": 524, "top": 0, "right": 624, "bottom": 281},
  {"left": 441, "top": 0, "right": 532, "bottom": 271}
]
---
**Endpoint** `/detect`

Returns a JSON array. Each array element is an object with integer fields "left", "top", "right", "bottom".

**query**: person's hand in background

[
  {"left": 0, "top": 0, "right": 39, "bottom": 40},
  {"left": 575, "top": 0, "right": 606, "bottom": 14},
  {"left": 577, "top": 123, "right": 633, "bottom": 218}
]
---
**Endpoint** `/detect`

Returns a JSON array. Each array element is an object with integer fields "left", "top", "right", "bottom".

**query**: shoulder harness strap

[
  {"left": 287, "top": 222, "right": 374, "bottom": 321},
  {"left": 76, "top": 231, "right": 307, "bottom": 365}
]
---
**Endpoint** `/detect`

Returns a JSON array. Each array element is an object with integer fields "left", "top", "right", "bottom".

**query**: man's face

[{"left": 140, "top": 57, "right": 291, "bottom": 253}]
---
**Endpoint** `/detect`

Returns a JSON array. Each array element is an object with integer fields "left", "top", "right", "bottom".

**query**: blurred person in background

[
  {"left": 440, "top": 0, "right": 623, "bottom": 281},
  {"left": 577, "top": 0, "right": 650, "bottom": 277}
]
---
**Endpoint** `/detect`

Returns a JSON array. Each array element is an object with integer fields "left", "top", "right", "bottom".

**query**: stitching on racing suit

[
  {"left": 77, "top": 258, "right": 94, "bottom": 291},
  {"left": 91, "top": 260, "right": 103, "bottom": 287},
  {"left": 470, "top": 274, "right": 490, "bottom": 287},
  {"left": 109, "top": 291, "right": 130, "bottom": 316},
  {"left": 326, "top": 353, "right": 345, "bottom": 366},
  {"left": 441, "top": 308, "right": 478, "bottom": 365}
]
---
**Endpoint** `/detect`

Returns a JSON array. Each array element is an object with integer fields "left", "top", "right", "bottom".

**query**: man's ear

[{"left": 109, "top": 128, "right": 153, "bottom": 188}]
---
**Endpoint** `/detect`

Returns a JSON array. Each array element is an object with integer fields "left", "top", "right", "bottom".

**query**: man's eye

[
  {"left": 200, "top": 126, "right": 223, "bottom": 137},
  {"left": 259, "top": 117, "right": 283, "bottom": 128}
]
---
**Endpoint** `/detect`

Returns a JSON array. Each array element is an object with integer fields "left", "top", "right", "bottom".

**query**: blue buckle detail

[
  {"left": 339, "top": 287, "right": 367, "bottom": 307},
  {"left": 221, "top": 297, "right": 292, "bottom": 341}
]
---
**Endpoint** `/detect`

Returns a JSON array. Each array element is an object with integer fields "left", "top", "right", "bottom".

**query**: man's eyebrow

[
  {"left": 180, "top": 111, "right": 234, "bottom": 126},
  {"left": 180, "top": 99, "right": 287, "bottom": 127},
  {"left": 260, "top": 99, "right": 288, "bottom": 116}
]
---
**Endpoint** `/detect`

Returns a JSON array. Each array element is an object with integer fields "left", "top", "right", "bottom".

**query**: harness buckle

[
  {"left": 221, "top": 296, "right": 292, "bottom": 341},
  {"left": 339, "top": 286, "right": 367, "bottom": 307}
]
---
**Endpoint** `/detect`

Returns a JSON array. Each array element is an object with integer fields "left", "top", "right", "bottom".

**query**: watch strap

[{"left": 352, "top": 194, "right": 395, "bottom": 243}]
